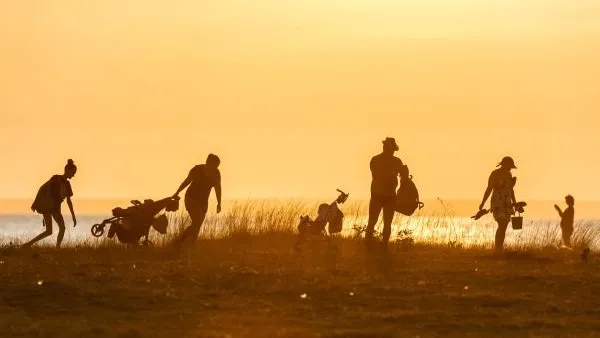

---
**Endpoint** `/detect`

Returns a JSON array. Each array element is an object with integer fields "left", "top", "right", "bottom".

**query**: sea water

[
  {"left": 0, "top": 214, "right": 110, "bottom": 245},
  {"left": 1, "top": 214, "right": 598, "bottom": 249}
]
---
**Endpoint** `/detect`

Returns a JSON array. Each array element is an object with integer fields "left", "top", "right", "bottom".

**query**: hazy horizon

[
  {"left": 2, "top": 1, "right": 600, "bottom": 201},
  {"left": 2, "top": 3, "right": 600, "bottom": 335},
  {"left": 1, "top": 197, "right": 599, "bottom": 217}
]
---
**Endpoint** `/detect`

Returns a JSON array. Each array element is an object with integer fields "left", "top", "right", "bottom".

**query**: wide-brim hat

[
  {"left": 497, "top": 156, "right": 517, "bottom": 169},
  {"left": 382, "top": 137, "right": 399, "bottom": 151}
]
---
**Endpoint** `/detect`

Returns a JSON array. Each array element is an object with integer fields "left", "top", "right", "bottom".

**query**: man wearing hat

[
  {"left": 478, "top": 156, "right": 519, "bottom": 251},
  {"left": 366, "top": 137, "right": 404, "bottom": 251}
]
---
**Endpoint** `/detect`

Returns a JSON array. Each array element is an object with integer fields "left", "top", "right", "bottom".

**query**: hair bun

[{"left": 67, "top": 159, "right": 74, "bottom": 165}]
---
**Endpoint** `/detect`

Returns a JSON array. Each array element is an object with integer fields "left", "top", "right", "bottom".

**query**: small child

[
  {"left": 554, "top": 195, "right": 575, "bottom": 248},
  {"left": 295, "top": 190, "right": 348, "bottom": 251},
  {"left": 295, "top": 204, "right": 334, "bottom": 251}
]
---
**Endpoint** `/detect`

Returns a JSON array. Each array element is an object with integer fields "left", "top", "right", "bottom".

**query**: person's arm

[
  {"left": 554, "top": 205, "right": 564, "bottom": 218},
  {"left": 479, "top": 173, "right": 494, "bottom": 210},
  {"left": 173, "top": 169, "right": 194, "bottom": 197},
  {"left": 510, "top": 176, "right": 517, "bottom": 205},
  {"left": 65, "top": 181, "right": 76, "bottom": 226},
  {"left": 510, "top": 188, "right": 517, "bottom": 205},
  {"left": 370, "top": 157, "right": 376, "bottom": 176},
  {"left": 214, "top": 171, "right": 222, "bottom": 213},
  {"left": 67, "top": 196, "right": 76, "bottom": 226}
]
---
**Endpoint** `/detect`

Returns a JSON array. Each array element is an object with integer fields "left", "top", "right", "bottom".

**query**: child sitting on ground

[
  {"left": 295, "top": 190, "right": 348, "bottom": 251},
  {"left": 295, "top": 204, "right": 331, "bottom": 251},
  {"left": 554, "top": 195, "right": 575, "bottom": 248}
]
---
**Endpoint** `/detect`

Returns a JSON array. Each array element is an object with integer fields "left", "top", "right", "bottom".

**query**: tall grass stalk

[{"left": 149, "top": 199, "right": 600, "bottom": 251}]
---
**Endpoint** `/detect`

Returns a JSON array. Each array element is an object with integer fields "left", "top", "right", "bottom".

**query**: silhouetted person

[
  {"left": 23, "top": 159, "right": 78, "bottom": 248},
  {"left": 366, "top": 137, "right": 403, "bottom": 251},
  {"left": 555, "top": 195, "right": 575, "bottom": 248},
  {"left": 173, "top": 154, "right": 222, "bottom": 245},
  {"left": 479, "top": 156, "right": 518, "bottom": 251}
]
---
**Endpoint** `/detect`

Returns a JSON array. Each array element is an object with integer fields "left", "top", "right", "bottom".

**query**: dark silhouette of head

[
  {"left": 382, "top": 137, "right": 399, "bottom": 155},
  {"left": 317, "top": 203, "right": 329, "bottom": 216},
  {"left": 497, "top": 156, "right": 516, "bottom": 171},
  {"left": 64, "top": 159, "right": 77, "bottom": 179},
  {"left": 206, "top": 154, "right": 221, "bottom": 169},
  {"left": 565, "top": 195, "right": 575, "bottom": 206}
]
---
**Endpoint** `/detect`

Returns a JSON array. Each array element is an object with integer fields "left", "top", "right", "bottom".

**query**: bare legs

[
  {"left": 562, "top": 227, "right": 573, "bottom": 247},
  {"left": 366, "top": 194, "right": 396, "bottom": 250},
  {"left": 22, "top": 212, "right": 66, "bottom": 248},
  {"left": 494, "top": 218, "right": 510, "bottom": 251},
  {"left": 178, "top": 209, "right": 207, "bottom": 246},
  {"left": 176, "top": 197, "right": 209, "bottom": 247},
  {"left": 55, "top": 213, "right": 66, "bottom": 247}
]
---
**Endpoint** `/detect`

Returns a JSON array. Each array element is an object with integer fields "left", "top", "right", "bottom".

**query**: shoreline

[{"left": 2, "top": 198, "right": 600, "bottom": 217}]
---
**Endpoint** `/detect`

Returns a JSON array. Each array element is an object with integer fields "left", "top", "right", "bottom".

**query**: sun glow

[{"left": 1, "top": 0, "right": 600, "bottom": 201}]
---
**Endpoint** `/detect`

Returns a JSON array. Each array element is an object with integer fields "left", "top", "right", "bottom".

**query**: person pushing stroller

[{"left": 173, "top": 154, "right": 222, "bottom": 246}]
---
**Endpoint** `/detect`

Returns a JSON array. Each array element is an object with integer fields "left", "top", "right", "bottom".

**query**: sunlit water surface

[{"left": 1, "top": 213, "right": 598, "bottom": 249}]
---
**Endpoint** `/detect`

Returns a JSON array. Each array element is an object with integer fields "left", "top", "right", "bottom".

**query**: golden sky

[{"left": 1, "top": 0, "right": 599, "bottom": 200}]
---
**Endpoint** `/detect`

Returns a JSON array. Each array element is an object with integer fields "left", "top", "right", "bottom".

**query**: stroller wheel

[{"left": 91, "top": 224, "right": 104, "bottom": 237}]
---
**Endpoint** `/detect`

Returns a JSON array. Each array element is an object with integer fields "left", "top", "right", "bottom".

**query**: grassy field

[
  {"left": 160, "top": 199, "right": 600, "bottom": 250},
  {"left": 2, "top": 201, "right": 600, "bottom": 337},
  {"left": 2, "top": 234, "right": 600, "bottom": 338},
  {"left": 2, "top": 199, "right": 598, "bottom": 250}
]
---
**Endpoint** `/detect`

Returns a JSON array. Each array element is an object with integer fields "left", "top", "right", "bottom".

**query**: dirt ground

[{"left": 2, "top": 236, "right": 600, "bottom": 337}]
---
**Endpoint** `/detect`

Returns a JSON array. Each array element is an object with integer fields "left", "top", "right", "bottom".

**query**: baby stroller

[
  {"left": 295, "top": 189, "right": 349, "bottom": 249},
  {"left": 91, "top": 196, "right": 180, "bottom": 245}
]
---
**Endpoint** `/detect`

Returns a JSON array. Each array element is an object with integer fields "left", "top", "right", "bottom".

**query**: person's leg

[
  {"left": 563, "top": 227, "right": 573, "bottom": 247},
  {"left": 366, "top": 196, "right": 383, "bottom": 243},
  {"left": 187, "top": 211, "right": 206, "bottom": 245},
  {"left": 22, "top": 214, "right": 53, "bottom": 247},
  {"left": 178, "top": 213, "right": 197, "bottom": 245},
  {"left": 53, "top": 212, "right": 66, "bottom": 248},
  {"left": 178, "top": 198, "right": 196, "bottom": 244},
  {"left": 494, "top": 218, "right": 510, "bottom": 251},
  {"left": 179, "top": 199, "right": 207, "bottom": 246},
  {"left": 382, "top": 197, "right": 396, "bottom": 247}
]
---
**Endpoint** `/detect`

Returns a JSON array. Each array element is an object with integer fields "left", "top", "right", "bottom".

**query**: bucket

[{"left": 511, "top": 215, "right": 523, "bottom": 230}]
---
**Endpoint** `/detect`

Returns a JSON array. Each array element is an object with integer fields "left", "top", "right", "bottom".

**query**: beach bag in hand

[
  {"left": 395, "top": 166, "right": 424, "bottom": 216},
  {"left": 31, "top": 177, "right": 57, "bottom": 214}
]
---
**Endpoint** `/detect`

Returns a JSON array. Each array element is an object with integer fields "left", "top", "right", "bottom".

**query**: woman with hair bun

[{"left": 23, "top": 159, "right": 78, "bottom": 248}]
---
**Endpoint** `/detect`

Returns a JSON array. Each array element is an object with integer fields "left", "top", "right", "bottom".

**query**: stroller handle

[{"left": 334, "top": 189, "right": 349, "bottom": 204}]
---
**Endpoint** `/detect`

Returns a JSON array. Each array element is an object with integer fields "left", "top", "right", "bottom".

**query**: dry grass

[
  {"left": 2, "top": 201, "right": 600, "bottom": 337},
  {"left": 4, "top": 200, "right": 597, "bottom": 251},
  {"left": 2, "top": 236, "right": 600, "bottom": 337},
  {"left": 155, "top": 199, "right": 599, "bottom": 252}
]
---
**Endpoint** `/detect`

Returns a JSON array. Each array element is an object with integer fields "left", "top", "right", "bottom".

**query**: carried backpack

[
  {"left": 395, "top": 165, "right": 424, "bottom": 216},
  {"left": 31, "top": 176, "right": 59, "bottom": 214}
]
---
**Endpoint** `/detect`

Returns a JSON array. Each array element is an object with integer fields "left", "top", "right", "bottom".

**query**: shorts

[{"left": 184, "top": 195, "right": 208, "bottom": 219}]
